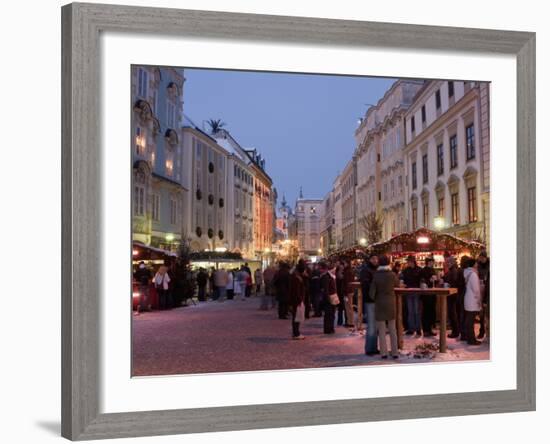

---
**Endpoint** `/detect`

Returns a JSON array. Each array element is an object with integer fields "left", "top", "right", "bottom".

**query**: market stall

[
  {"left": 188, "top": 251, "right": 261, "bottom": 274},
  {"left": 132, "top": 242, "right": 177, "bottom": 310},
  {"left": 367, "top": 228, "right": 485, "bottom": 270}
]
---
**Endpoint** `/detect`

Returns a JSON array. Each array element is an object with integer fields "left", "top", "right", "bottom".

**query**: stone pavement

[{"left": 132, "top": 296, "right": 489, "bottom": 376}]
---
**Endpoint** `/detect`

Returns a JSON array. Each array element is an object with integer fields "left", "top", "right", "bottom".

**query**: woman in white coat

[{"left": 463, "top": 257, "right": 482, "bottom": 345}]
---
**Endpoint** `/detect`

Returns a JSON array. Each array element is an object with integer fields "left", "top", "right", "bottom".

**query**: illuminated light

[
  {"left": 132, "top": 292, "right": 140, "bottom": 298},
  {"left": 165, "top": 233, "right": 175, "bottom": 242},
  {"left": 318, "top": 248, "right": 322, "bottom": 254},
  {"left": 132, "top": 249, "right": 139, "bottom": 256},
  {"left": 264, "top": 248, "right": 271, "bottom": 253},
  {"left": 417, "top": 236, "right": 430, "bottom": 244},
  {"left": 359, "top": 238, "right": 367, "bottom": 246},
  {"left": 214, "top": 247, "right": 227, "bottom": 253},
  {"left": 433, "top": 216, "right": 445, "bottom": 230}
]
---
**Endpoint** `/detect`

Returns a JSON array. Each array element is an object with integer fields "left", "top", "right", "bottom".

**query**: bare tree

[{"left": 358, "top": 212, "right": 385, "bottom": 245}]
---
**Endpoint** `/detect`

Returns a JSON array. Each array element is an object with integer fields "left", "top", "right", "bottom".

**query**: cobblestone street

[{"left": 132, "top": 296, "right": 489, "bottom": 376}]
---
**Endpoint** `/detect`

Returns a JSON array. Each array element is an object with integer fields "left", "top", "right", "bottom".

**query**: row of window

[
  {"left": 411, "top": 123, "right": 476, "bottom": 189},
  {"left": 411, "top": 81, "right": 457, "bottom": 133},
  {"left": 411, "top": 186, "right": 478, "bottom": 229},
  {"left": 135, "top": 126, "right": 180, "bottom": 180},
  {"left": 234, "top": 164, "right": 253, "bottom": 185},
  {"left": 382, "top": 175, "right": 404, "bottom": 201},
  {"left": 133, "top": 186, "right": 179, "bottom": 225}
]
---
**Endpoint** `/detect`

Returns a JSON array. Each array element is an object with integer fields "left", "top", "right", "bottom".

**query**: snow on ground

[{"left": 132, "top": 296, "right": 489, "bottom": 376}]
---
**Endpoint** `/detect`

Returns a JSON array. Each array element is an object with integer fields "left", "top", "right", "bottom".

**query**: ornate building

[
  {"left": 293, "top": 189, "right": 323, "bottom": 260},
  {"left": 355, "top": 80, "right": 424, "bottom": 242},
  {"left": 131, "top": 66, "right": 187, "bottom": 251},
  {"left": 403, "top": 80, "right": 489, "bottom": 246}
]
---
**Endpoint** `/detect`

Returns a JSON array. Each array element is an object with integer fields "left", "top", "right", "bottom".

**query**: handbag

[
  {"left": 295, "top": 302, "right": 305, "bottom": 323},
  {"left": 329, "top": 293, "right": 340, "bottom": 306}
]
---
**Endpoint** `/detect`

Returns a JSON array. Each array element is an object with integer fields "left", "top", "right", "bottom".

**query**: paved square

[{"left": 132, "top": 297, "right": 489, "bottom": 376}]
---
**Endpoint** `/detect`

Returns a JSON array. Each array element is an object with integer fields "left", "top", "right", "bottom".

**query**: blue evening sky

[{"left": 183, "top": 68, "right": 396, "bottom": 207}]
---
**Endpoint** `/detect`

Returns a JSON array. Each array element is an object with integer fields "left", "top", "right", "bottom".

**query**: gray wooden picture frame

[{"left": 61, "top": 2, "right": 536, "bottom": 440}]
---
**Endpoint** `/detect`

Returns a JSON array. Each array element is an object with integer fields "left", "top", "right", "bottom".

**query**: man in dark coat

[
  {"left": 297, "top": 260, "right": 311, "bottom": 319},
  {"left": 401, "top": 255, "right": 422, "bottom": 335},
  {"left": 196, "top": 268, "right": 208, "bottom": 301},
  {"left": 335, "top": 260, "right": 345, "bottom": 326},
  {"left": 342, "top": 261, "right": 356, "bottom": 327},
  {"left": 369, "top": 255, "right": 399, "bottom": 359},
  {"left": 443, "top": 257, "right": 460, "bottom": 338},
  {"left": 309, "top": 265, "right": 322, "bottom": 317},
  {"left": 289, "top": 261, "right": 307, "bottom": 339},
  {"left": 359, "top": 254, "right": 379, "bottom": 355},
  {"left": 319, "top": 261, "right": 337, "bottom": 334},
  {"left": 273, "top": 262, "right": 291, "bottom": 319},
  {"left": 420, "top": 256, "right": 437, "bottom": 336}
]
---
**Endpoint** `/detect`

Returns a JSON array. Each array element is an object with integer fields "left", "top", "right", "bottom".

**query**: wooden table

[
  {"left": 349, "top": 283, "right": 457, "bottom": 353},
  {"left": 395, "top": 288, "right": 457, "bottom": 353}
]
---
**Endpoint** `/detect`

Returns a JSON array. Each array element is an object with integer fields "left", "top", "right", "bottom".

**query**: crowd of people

[
  {"left": 134, "top": 250, "right": 489, "bottom": 360},
  {"left": 259, "top": 249, "right": 490, "bottom": 359}
]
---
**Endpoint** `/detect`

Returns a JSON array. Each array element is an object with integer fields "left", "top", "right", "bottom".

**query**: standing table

[{"left": 394, "top": 287, "right": 457, "bottom": 352}]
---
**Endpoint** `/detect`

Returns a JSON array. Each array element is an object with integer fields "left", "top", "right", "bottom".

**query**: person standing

[
  {"left": 254, "top": 268, "right": 263, "bottom": 295},
  {"left": 299, "top": 260, "right": 311, "bottom": 319},
  {"left": 214, "top": 268, "right": 229, "bottom": 302},
  {"left": 196, "top": 268, "right": 208, "bottom": 302},
  {"left": 153, "top": 265, "right": 171, "bottom": 310},
  {"left": 208, "top": 267, "right": 216, "bottom": 300},
  {"left": 420, "top": 256, "right": 437, "bottom": 337},
  {"left": 226, "top": 269, "right": 235, "bottom": 300},
  {"left": 401, "top": 255, "right": 422, "bottom": 336},
  {"left": 273, "top": 262, "right": 291, "bottom": 319},
  {"left": 443, "top": 256, "right": 461, "bottom": 338},
  {"left": 463, "top": 257, "right": 482, "bottom": 345},
  {"left": 289, "top": 261, "right": 307, "bottom": 340},
  {"left": 369, "top": 255, "right": 400, "bottom": 359},
  {"left": 343, "top": 260, "right": 356, "bottom": 328},
  {"left": 134, "top": 261, "right": 151, "bottom": 313},
  {"left": 335, "top": 260, "right": 345, "bottom": 326},
  {"left": 359, "top": 254, "right": 379, "bottom": 355},
  {"left": 457, "top": 255, "right": 469, "bottom": 341},
  {"left": 319, "top": 261, "right": 337, "bottom": 334},
  {"left": 237, "top": 266, "right": 249, "bottom": 301},
  {"left": 392, "top": 261, "right": 407, "bottom": 332},
  {"left": 233, "top": 268, "right": 243, "bottom": 301},
  {"left": 309, "top": 264, "right": 322, "bottom": 317},
  {"left": 263, "top": 265, "right": 276, "bottom": 309},
  {"left": 476, "top": 251, "right": 490, "bottom": 340}
]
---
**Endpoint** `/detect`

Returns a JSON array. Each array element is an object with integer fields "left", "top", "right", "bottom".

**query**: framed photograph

[{"left": 61, "top": 2, "right": 535, "bottom": 440}]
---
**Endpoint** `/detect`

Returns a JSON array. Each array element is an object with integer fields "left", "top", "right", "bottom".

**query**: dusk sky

[{"left": 183, "top": 68, "right": 396, "bottom": 208}]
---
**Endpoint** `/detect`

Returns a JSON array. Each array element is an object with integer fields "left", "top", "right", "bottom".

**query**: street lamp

[{"left": 433, "top": 216, "right": 445, "bottom": 231}]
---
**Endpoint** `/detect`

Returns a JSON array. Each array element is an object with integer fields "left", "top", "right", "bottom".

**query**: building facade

[
  {"left": 182, "top": 125, "right": 230, "bottom": 253},
  {"left": 320, "top": 189, "right": 335, "bottom": 257},
  {"left": 294, "top": 194, "right": 324, "bottom": 259},
  {"left": 131, "top": 66, "right": 187, "bottom": 251},
  {"left": 403, "top": 80, "right": 489, "bottom": 244},
  {"left": 213, "top": 130, "right": 265, "bottom": 259},
  {"left": 355, "top": 80, "right": 424, "bottom": 242},
  {"left": 246, "top": 149, "right": 274, "bottom": 258},
  {"left": 339, "top": 159, "right": 358, "bottom": 248}
]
